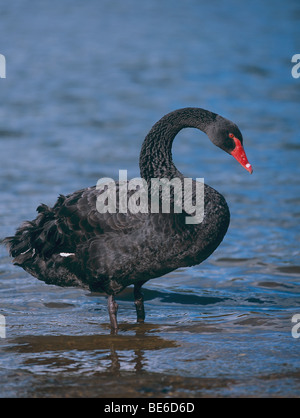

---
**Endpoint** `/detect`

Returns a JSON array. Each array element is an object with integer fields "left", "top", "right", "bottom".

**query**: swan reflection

[{"left": 7, "top": 325, "right": 177, "bottom": 375}]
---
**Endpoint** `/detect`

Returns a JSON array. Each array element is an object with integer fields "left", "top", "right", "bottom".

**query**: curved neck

[{"left": 139, "top": 107, "right": 217, "bottom": 181}]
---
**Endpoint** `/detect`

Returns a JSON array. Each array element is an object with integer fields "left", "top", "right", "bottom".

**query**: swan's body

[{"left": 3, "top": 108, "right": 252, "bottom": 331}]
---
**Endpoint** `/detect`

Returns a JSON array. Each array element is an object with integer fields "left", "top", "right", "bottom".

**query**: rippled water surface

[{"left": 1, "top": 0, "right": 300, "bottom": 398}]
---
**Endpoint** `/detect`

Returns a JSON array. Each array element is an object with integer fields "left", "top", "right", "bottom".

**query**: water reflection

[{"left": 6, "top": 326, "right": 178, "bottom": 376}]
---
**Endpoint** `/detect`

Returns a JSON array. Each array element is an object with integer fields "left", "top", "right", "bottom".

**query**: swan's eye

[{"left": 229, "top": 133, "right": 234, "bottom": 139}]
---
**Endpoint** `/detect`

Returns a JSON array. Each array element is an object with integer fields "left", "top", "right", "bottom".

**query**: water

[{"left": 0, "top": 0, "right": 300, "bottom": 398}]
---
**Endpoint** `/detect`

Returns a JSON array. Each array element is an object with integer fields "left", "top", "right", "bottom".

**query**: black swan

[{"left": 3, "top": 108, "right": 252, "bottom": 332}]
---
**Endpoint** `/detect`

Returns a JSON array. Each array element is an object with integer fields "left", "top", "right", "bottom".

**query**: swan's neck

[{"left": 139, "top": 107, "right": 217, "bottom": 181}]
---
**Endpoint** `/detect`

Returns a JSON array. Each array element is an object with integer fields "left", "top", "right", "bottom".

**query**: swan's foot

[
  {"left": 107, "top": 294, "right": 118, "bottom": 334},
  {"left": 134, "top": 283, "right": 145, "bottom": 323}
]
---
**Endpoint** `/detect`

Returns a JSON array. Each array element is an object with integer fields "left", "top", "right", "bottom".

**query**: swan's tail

[
  {"left": 2, "top": 201, "right": 64, "bottom": 267},
  {"left": 2, "top": 221, "right": 38, "bottom": 266}
]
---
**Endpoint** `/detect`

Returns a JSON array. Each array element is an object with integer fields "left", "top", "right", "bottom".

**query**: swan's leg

[
  {"left": 134, "top": 283, "right": 145, "bottom": 323},
  {"left": 107, "top": 294, "right": 118, "bottom": 333}
]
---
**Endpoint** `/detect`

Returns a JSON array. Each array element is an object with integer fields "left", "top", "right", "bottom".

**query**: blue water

[{"left": 0, "top": 0, "right": 300, "bottom": 398}]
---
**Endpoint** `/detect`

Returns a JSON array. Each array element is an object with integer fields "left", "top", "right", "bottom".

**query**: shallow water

[{"left": 1, "top": 0, "right": 300, "bottom": 398}]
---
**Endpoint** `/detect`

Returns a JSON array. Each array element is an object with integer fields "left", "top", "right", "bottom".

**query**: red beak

[{"left": 231, "top": 136, "right": 253, "bottom": 174}]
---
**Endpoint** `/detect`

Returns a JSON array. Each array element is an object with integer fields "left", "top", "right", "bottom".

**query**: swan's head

[{"left": 206, "top": 115, "right": 253, "bottom": 174}]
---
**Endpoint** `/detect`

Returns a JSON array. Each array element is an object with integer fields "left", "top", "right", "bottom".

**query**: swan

[{"left": 3, "top": 107, "right": 252, "bottom": 332}]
